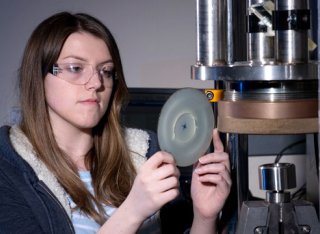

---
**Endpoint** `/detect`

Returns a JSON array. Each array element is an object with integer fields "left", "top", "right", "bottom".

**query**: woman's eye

[
  {"left": 101, "top": 69, "right": 114, "bottom": 78},
  {"left": 67, "top": 64, "right": 83, "bottom": 73}
]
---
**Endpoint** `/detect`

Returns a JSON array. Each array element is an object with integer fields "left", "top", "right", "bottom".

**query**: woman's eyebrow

[
  {"left": 98, "top": 60, "right": 114, "bottom": 67},
  {"left": 60, "top": 56, "right": 114, "bottom": 66},
  {"left": 60, "top": 55, "right": 87, "bottom": 62},
  {"left": 100, "top": 59, "right": 113, "bottom": 64}
]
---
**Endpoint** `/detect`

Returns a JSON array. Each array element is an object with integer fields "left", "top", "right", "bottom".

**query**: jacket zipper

[{"left": 38, "top": 181, "right": 75, "bottom": 233}]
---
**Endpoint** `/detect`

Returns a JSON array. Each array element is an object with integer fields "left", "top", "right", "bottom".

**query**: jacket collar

[{"left": 9, "top": 125, "right": 71, "bottom": 217}]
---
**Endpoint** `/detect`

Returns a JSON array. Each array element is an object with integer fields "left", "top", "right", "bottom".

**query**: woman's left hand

[{"left": 191, "top": 128, "right": 232, "bottom": 221}]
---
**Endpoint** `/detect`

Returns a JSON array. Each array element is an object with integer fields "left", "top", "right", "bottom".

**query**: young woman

[{"left": 0, "top": 12, "right": 231, "bottom": 234}]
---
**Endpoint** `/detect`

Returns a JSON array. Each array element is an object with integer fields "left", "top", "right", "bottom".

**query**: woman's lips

[{"left": 80, "top": 98, "right": 99, "bottom": 104}]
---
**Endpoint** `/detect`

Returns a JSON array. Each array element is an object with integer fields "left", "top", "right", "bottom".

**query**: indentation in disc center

[{"left": 173, "top": 113, "right": 196, "bottom": 142}]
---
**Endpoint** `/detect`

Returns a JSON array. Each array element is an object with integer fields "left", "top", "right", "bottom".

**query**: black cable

[
  {"left": 291, "top": 183, "right": 306, "bottom": 200},
  {"left": 274, "top": 139, "right": 305, "bottom": 163}
]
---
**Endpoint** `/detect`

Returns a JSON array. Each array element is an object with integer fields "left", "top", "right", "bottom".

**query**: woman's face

[{"left": 44, "top": 32, "right": 114, "bottom": 131}]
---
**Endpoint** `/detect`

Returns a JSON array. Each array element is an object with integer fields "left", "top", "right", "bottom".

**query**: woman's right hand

[
  {"left": 125, "top": 151, "right": 180, "bottom": 222},
  {"left": 98, "top": 152, "right": 179, "bottom": 234}
]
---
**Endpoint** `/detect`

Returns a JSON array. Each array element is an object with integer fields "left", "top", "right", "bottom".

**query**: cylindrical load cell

[
  {"left": 273, "top": 0, "right": 310, "bottom": 64},
  {"left": 196, "top": 0, "right": 227, "bottom": 66},
  {"left": 259, "top": 163, "right": 296, "bottom": 192}
]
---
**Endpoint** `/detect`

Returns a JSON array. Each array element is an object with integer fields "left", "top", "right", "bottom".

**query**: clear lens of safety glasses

[{"left": 50, "top": 63, "right": 116, "bottom": 86}]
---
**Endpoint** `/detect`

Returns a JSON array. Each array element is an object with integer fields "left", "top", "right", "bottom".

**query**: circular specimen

[{"left": 157, "top": 88, "right": 214, "bottom": 167}]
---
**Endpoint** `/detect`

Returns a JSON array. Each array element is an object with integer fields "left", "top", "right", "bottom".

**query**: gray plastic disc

[{"left": 157, "top": 88, "right": 214, "bottom": 167}]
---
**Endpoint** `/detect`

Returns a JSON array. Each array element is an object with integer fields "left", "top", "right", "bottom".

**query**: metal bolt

[
  {"left": 254, "top": 227, "right": 265, "bottom": 234},
  {"left": 300, "top": 225, "right": 311, "bottom": 233}
]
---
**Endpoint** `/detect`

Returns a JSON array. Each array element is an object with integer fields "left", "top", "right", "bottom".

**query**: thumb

[{"left": 213, "top": 128, "right": 224, "bottom": 153}]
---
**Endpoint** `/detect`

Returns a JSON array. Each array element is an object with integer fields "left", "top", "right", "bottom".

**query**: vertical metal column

[
  {"left": 309, "top": 0, "right": 320, "bottom": 216},
  {"left": 196, "top": 0, "right": 227, "bottom": 66},
  {"left": 236, "top": 134, "right": 249, "bottom": 215},
  {"left": 274, "top": 0, "right": 310, "bottom": 63},
  {"left": 247, "top": 0, "right": 274, "bottom": 63},
  {"left": 226, "top": 0, "right": 234, "bottom": 64},
  {"left": 227, "top": 133, "right": 249, "bottom": 216}
]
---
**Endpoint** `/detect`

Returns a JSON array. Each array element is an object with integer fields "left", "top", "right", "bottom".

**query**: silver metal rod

[
  {"left": 226, "top": 0, "right": 234, "bottom": 64},
  {"left": 196, "top": 0, "right": 227, "bottom": 66}
]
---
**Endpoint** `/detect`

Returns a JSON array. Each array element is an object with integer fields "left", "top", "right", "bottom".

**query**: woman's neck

[{"left": 52, "top": 123, "right": 93, "bottom": 171}]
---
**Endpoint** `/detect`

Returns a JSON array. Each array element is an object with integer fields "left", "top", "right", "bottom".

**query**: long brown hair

[{"left": 19, "top": 12, "right": 136, "bottom": 224}]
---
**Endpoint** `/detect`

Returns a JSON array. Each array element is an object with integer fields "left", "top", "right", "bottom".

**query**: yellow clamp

[{"left": 204, "top": 89, "right": 224, "bottom": 102}]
